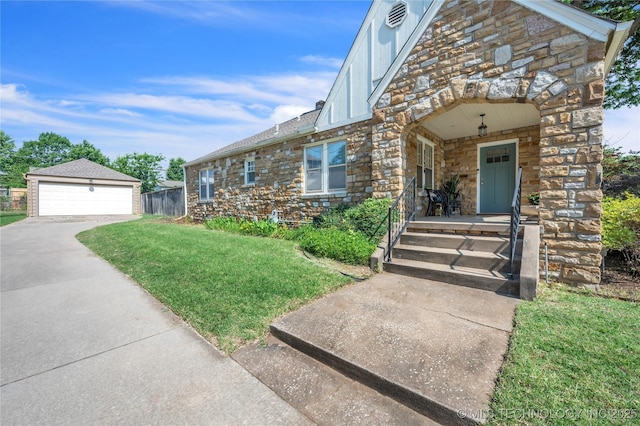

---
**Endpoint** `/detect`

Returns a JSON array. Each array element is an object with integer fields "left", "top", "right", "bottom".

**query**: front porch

[
  {"left": 403, "top": 103, "right": 541, "bottom": 218},
  {"left": 413, "top": 213, "right": 540, "bottom": 227}
]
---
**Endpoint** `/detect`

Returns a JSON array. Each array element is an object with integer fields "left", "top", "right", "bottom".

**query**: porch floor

[{"left": 415, "top": 214, "right": 539, "bottom": 224}]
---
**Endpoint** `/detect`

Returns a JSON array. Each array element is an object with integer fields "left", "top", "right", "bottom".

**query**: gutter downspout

[{"left": 182, "top": 165, "right": 188, "bottom": 217}]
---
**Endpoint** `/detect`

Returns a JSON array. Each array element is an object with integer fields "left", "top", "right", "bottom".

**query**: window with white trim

[
  {"left": 417, "top": 138, "right": 434, "bottom": 190},
  {"left": 304, "top": 140, "right": 346, "bottom": 193},
  {"left": 244, "top": 158, "right": 255, "bottom": 185},
  {"left": 199, "top": 168, "right": 214, "bottom": 201}
]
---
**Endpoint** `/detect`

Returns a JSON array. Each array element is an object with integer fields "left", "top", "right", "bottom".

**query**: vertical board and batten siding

[
  {"left": 317, "top": 0, "right": 434, "bottom": 129},
  {"left": 141, "top": 187, "right": 185, "bottom": 216}
]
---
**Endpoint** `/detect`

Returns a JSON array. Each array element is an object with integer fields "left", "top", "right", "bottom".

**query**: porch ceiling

[{"left": 421, "top": 103, "right": 540, "bottom": 140}]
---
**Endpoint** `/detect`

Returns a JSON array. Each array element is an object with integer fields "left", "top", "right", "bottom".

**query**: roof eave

[
  {"left": 184, "top": 125, "right": 317, "bottom": 168},
  {"left": 604, "top": 20, "right": 633, "bottom": 75},
  {"left": 24, "top": 173, "right": 140, "bottom": 183},
  {"left": 368, "top": 1, "right": 442, "bottom": 108},
  {"left": 368, "top": 0, "right": 630, "bottom": 108},
  {"left": 316, "top": 0, "right": 379, "bottom": 128}
]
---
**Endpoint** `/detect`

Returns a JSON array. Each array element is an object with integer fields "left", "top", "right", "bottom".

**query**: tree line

[{"left": 0, "top": 131, "right": 185, "bottom": 193}]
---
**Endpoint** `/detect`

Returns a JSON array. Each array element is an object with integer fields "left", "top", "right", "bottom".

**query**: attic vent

[{"left": 386, "top": 2, "right": 407, "bottom": 28}]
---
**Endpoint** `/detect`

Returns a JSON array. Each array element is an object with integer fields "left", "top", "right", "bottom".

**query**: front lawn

[
  {"left": 77, "top": 218, "right": 352, "bottom": 353},
  {"left": 78, "top": 217, "right": 639, "bottom": 419},
  {"left": 489, "top": 285, "right": 639, "bottom": 425},
  {"left": 0, "top": 211, "right": 27, "bottom": 227}
]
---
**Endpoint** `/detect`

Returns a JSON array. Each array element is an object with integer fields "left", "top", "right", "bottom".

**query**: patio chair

[{"left": 425, "top": 189, "right": 450, "bottom": 217}]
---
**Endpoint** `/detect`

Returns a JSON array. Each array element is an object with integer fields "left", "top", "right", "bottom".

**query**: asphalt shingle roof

[
  {"left": 185, "top": 108, "right": 320, "bottom": 166},
  {"left": 26, "top": 158, "right": 140, "bottom": 182}
]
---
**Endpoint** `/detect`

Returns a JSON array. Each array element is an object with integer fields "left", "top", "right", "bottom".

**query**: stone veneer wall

[
  {"left": 372, "top": 0, "right": 607, "bottom": 284},
  {"left": 185, "top": 122, "right": 374, "bottom": 222}
]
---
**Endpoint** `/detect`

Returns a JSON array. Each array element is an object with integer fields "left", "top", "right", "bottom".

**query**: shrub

[
  {"left": 239, "top": 219, "right": 278, "bottom": 237},
  {"left": 343, "top": 197, "right": 393, "bottom": 238},
  {"left": 313, "top": 197, "right": 392, "bottom": 239},
  {"left": 204, "top": 216, "right": 243, "bottom": 232},
  {"left": 526, "top": 191, "right": 540, "bottom": 206},
  {"left": 296, "top": 227, "right": 376, "bottom": 265},
  {"left": 202, "top": 197, "right": 391, "bottom": 266},
  {"left": 314, "top": 204, "right": 350, "bottom": 230},
  {"left": 602, "top": 193, "right": 640, "bottom": 276}
]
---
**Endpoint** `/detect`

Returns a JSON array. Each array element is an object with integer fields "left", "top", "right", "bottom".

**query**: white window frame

[
  {"left": 244, "top": 157, "right": 255, "bottom": 185},
  {"left": 417, "top": 135, "right": 435, "bottom": 191},
  {"left": 199, "top": 168, "right": 215, "bottom": 201},
  {"left": 304, "top": 139, "right": 347, "bottom": 194}
]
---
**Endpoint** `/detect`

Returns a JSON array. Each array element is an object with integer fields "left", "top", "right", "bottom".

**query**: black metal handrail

[
  {"left": 509, "top": 167, "right": 523, "bottom": 278},
  {"left": 386, "top": 177, "right": 417, "bottom": 262}
]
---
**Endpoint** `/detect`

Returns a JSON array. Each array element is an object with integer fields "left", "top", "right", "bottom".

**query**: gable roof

[
  {"left": 316, "top": 0, "right": 435, "bottom": 131},
  {"left": 25, "top": 158, "right": 140, "bottom": 182},
  {"left": 184, "top": 108, "right": 320, "bottom": 167},
  {"left": 315, "top": 0, "right": 632, "bottom": 131}
]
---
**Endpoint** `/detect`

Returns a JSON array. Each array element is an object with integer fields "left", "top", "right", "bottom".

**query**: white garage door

[{"left": 39, "top": 182, "right": 133, "bottom": 216}]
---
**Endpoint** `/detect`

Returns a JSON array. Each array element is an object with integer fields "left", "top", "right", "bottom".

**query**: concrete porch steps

[
  {"left": 236, "top": 274, "right": 519, "bottom": 426},
  {"left": 383, "top": 220, "right": 522, "bottom": 296},
  {"left": 391, "top": 243, "right": 519, "bottom": 271},
  {"left": 400, "top": 231, "right": 513, "bottom": 254},
  {"left": 407, "top": 221, "right": 513, "bottom": 236},
  {"left": 384, "top": 258, "right": 519, "bottom": 296}
]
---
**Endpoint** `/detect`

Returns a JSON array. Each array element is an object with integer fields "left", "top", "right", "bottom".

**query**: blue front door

[{"left": 479, "top": 143, "right": 516, "bottom": 213}]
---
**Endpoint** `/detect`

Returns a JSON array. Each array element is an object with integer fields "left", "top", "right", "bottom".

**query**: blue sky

[{"left": 1, "top": 0, "right": 638, "bottom": 173}]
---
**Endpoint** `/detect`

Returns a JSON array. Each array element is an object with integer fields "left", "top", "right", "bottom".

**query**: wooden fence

[
  {"left": 141, "top": 187, "right": 184, "bottom": 216},
  {"left": 0, "top": 188, "right": 27, "bottom": 211}
]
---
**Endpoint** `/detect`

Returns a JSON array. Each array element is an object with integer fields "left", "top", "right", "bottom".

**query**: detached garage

[{"left": 25, "top": 158, "right": 141, "bottom": 217}]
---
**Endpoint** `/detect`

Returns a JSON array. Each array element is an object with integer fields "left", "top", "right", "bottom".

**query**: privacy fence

[
  {"left": 0, "top": 188, "right": 27, "bottom": 211},
  {"left": 142, "top": 187, "right": 184, "bottom": 216}
]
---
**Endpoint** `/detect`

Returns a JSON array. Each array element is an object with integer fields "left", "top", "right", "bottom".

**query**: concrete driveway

[{"left": 1, "top": 216, "right": 310, "bottom": 425}]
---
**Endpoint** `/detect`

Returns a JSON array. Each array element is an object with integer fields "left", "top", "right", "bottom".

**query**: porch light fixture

[{"left": 478, "top": 114, "right": 487, "bottom": 137}]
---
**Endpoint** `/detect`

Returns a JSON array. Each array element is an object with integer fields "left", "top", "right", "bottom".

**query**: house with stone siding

[{"left": 184, "top": 0, "right": 632, "bottom": 286}]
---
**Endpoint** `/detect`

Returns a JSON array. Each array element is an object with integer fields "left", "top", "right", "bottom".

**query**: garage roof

[{"left": 26, "top": 158, "right": 140, "bottom": 182}]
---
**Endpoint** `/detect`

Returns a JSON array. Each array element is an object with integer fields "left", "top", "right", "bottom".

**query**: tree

[
  {"left": 0, "top": 132, "right": 74, "bottom": 188},
  {"left": 19, "top": 132, "right": 73, "bottom": 168},
  {"left": 569, "top": 0, "right": 640, "bottom": 108},
  {"left": 68, "top": 140, "right": 110, "bottom": 166},
  {"left": 0, "top": 131, "right": 19, "bottom": 188},
  {"left": 166, "top": 157, "right": 186, "bottom": 181},
  {"left": 602, "top": 145, "right": 640, "bottom": 197},
  {"left": 112, "top": 152, "right": 165, "bottom": 193}
]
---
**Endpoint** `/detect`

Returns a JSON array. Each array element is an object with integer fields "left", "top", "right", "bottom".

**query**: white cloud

[
  {"left": 105, "top": 0, "right": 363, "bottom": 33},
  {"left": 0, "top": 83, "right": 30, "bottom": 105},
  {"left": 87, "top": 93, "right": 262, "bottom": 122},
  {"left": 99, "top": 108, "right": 141, "bottom": 117},
  {"left": 142, "top": 71, "right": 336, "bottom": 107},
  {"left": 269, "top": 105, "right": 312, "bottom": 124},
  {"left": 107, "top": 0, "right": 261, "bottom": 25},
  {"left": 604, "top": 107, "right": 640, "bottom": 153},
  {"left": 300, "top": 55, "right": 343, "bottom": 69},
  {"left": 0, "top": 68, "right": 339, "bottom": 165}
]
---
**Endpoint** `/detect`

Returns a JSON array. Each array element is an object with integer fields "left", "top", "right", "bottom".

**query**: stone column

[{"left": 538, "top": 63, "right": 605, "bottom": 285}]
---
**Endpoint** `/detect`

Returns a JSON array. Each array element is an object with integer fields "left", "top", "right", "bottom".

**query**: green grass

[
  {"left": 0, "top": 211, "right": 27, "bottom": 227},
  {"left": 77, "top": 218, "right": 352, "bottom": 353},
  {"left": 489, "top": 285, "right": 639, "bottom": 425}
]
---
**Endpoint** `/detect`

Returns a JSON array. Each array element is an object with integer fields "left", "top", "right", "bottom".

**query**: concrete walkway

[
  {"left": 1, "top": 216, "right": 310, "bottom": 425},
  {"left": 236, "top": 273, "right": 520, "bottom": 425}
]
